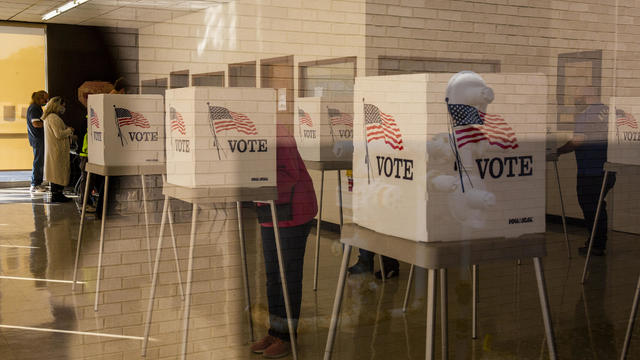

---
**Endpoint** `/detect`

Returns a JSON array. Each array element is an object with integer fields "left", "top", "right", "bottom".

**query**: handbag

[{"left": 256, "top": 185, "right": 295, "bottom": 223}]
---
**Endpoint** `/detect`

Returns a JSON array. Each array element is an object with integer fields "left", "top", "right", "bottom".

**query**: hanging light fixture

[{"left": 42, "top": 0, "right": 90, "bottom": 21}]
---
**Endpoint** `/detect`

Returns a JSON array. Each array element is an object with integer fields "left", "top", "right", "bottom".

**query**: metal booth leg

[
  {"left": 554, "top": 160, "right": 571, "bottom": 259},
  {"left": 141, "top": 192, "right": 170, "bottom": 356},
  {"left": 236, "top": 201, "right": 254, "bottom": 342},
  {"left": 269, "top": 200, "right": 298, "bottom": 360},
  {"left": 403, "top": 264, "right": 415, "bottom": 312},
  {"left": 140, "top": 174, "right": 153, "bottom": 277},
  {"left": 94, "top": 175, "right": 110, "bottom": 311},
  {"left": 324, "top": 244, "right": 352, "bottom": 360},
  {"left": 426, "top": 268, "right": 438, "bottom": 360},
  {"left": 72, "top": 171, "right": 91, "bottom": 291},
  {"left": 533, "top": 257, "right": 557, "bottom": 360},
  {"left": 314, "top": 169, "right": 325, "bottom": 291},
  {"left": 440, "top": 268, "right": 448, "bottom": 360},
  {"left": 472, "top": 264, "right": 478, "bottom": 339},
  {"left": 167, "top": 199, "right": 184, "bottom": 300},
  {"left": 581, "top": 169, "right": 610, "bottom": 284},
  {"left": 337, "top": 170, "right": 344, "bottom": 229},
  {"left": 181, "top": 203, "right": 198, "bottom": 360},
  {"left": 621, "top": 273, "right": 640, "bottom": 359}
]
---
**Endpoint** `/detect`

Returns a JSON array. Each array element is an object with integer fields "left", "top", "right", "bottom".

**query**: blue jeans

[{"left": 31, "top": 140, "right": 44, "bottom": 186}]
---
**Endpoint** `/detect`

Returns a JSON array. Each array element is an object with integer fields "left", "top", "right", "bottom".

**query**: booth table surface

[
  {"left": 604, "top": 161, "right": 640, "bottom": 173},
  {"left": 85, "top": 163, "right": 166, "bottom": 176},
  {"left": 162, "top": 181, "right": 278, "bottom": 203},
  {"left": 340, "top": 224, "right": 546, "bottom": 269},
  {"left": 303, "top": 160, "right": 352, "bottom": 171}
]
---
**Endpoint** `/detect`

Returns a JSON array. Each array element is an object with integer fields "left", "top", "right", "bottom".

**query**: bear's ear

[{"left": 481, "top": 87, "right": 494, "bottom": 104}]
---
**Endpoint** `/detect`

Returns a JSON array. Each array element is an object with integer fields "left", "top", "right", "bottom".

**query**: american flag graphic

[
  {"left": 89, "top": 107, "right": 100, "bottom": 128},
  {"left": 448, "top": 104, "right": 518, "bottom": 150},
  {"left": 170, "top": 107, "right": 186, "bottom": 135},
  {"left": 364, "top": 104, "right": 404, "bottom": 151},
  {"left": 209, "top": 105, "right": 257, "bottom": 135},
  {"left": 616, "top": 109, "right": 638, "bottom": 129},
  {"left": 328, "top": 108, "right": 353, "bottom": 127},
  {"left": 115, "top": 107, "right": 150, "bottom": 128},
  {"left": 298, "top": 108, "right": 313, "bottom": 127}
]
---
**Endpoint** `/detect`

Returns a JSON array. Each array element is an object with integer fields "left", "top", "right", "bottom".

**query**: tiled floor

[{"left": 0, "top": 186, "right": 639, "bottom": 359}]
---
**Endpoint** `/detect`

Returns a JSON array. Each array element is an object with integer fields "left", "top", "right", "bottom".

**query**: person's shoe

[
  {"left": 348, "top": 257, "right": 373, "bottom": 275},
  {"left": 85, "top": 204, "right": 96, "bottom": 213},
  {"left": 262, "top": 338, "right": 291, "bottom": 359},
  {"left": 578, "top": 246, "right": 606, "bottom": 257},
  {"left": 30, "top": 185, "right": 46, "bottom": 193},
  {"left": 250, "top": 335, "right": 277, "bottom": 354},
  {"left": 375, "top": 267, "right": 400, "bottom": 280}
]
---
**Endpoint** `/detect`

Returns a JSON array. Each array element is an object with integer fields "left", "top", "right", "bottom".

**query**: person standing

[
  {"left": 557, "top": 87, "right": 616, "bottom": 256},
  {"left": 42, "top": 97, "right": 75, "bottom": 203},
  {"left": 26, "top": 90, "right": 49, "bottom": 193},
  {"left": 250, "top": 125, "right": 318, "bottom": 358}
]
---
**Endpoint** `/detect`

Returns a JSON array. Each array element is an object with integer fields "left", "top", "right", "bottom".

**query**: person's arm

[
  {"left": 48, "top": 115, "right": 75, "bottom": 139},
  {"left": 557, "top": 133, "right": 585, "bottom": 155}
]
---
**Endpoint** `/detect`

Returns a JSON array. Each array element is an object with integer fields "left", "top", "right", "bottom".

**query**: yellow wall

[{"left": 0, "top": 25, "right": 46, "bottom": 170}]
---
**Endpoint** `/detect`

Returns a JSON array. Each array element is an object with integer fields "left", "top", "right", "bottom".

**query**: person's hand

[{"left": 32, "top": 120, "right": 43, "bottom": 128}]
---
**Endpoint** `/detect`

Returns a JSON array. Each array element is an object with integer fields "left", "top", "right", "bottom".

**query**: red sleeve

[{"left": 275, "top": 134, "right": 300, "bottom": 204}]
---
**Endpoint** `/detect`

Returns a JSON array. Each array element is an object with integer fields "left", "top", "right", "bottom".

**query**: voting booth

[
  {"left": 352, "top": 72, "right": 547, "bottom": 242},
  {"left": 608, "top": 97, "right": 640, "bottom": 166},
  {"left": 86, "top": 94, "right": 165, "bottom": 166},
  {"left": 164, "top": 87, "right": 277, "bottom": 188},
  {"left": 294, "top": 96, "right": 354, "bottom": 162}
]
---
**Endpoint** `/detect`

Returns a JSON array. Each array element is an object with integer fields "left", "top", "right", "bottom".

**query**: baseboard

[{"left": 0, "top": 181, "right": 30, "bottom": 189}]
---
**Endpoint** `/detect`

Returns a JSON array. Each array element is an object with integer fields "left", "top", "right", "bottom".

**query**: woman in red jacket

[{"left": 251, "top": 125, "right": 318, "bottom": 358}]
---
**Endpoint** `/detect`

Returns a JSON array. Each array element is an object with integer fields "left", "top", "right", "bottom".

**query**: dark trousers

[
  {"left": 358, "top": 249, "right": 399, "bottom": 270},
  {"left": 31, "top": 141, "right": 44, "bottom": 186},
  {"left": 577, "top": 173, "right": 616, "bottom": 249},
  {"left": 261, "top": 221, "right": 312, "bottom": 341},
  {"left": 50, "top": 183, "right": 64, "bottom": 196}
]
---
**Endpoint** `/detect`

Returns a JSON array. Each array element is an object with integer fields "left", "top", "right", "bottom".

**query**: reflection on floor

[{"left": 0, "top": 186, "right": 638, "bottom": 359}]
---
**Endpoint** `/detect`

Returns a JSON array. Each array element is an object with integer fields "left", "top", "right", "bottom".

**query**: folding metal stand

[
  {"left": 303, "top": 160, "right": 351, "bottom": 291},
  {"left": 547, "top": 153, "right": 571, "bottom": 259},
  {"left": 324, "top": 224, "right": 556, "bottom": 360},
  {"left": 581, "top": 162, "right": 637, "bottom": 283},
  {"left": 140, "top": 181, "right": 300, "bottom": 360},
  {"left": 621, "top": 272, "right": 640, "bottom": 359},
  {"left": 71, "top": 164, "right": 183, "bottom": 312}
]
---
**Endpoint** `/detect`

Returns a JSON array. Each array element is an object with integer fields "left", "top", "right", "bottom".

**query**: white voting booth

[
  {"left": 145, "top": 87, "right": 300, "bottom": 360},
  {"left": 295, "top": 95, "right": 354, "bottom": 290},
  {"left": 295, "top": 96, "right": 354, "bottom": 162},
  {"left": 76, "top": 94, "right": 183, "bottom": 311},
  {"left": 165, "top": 87, "right": 277, "bottom": 188},
  {"left": 608, "top": 97, "right": 640, "bottom": 166},
  {"left": 86, "top": 94, "right": 165, "bottom": 166},
  {"left": 325, "top": 73, "right": 556, "bottom": 360},
  {"left": 352, "top": 73, "right": 547, "bottom": 242}
]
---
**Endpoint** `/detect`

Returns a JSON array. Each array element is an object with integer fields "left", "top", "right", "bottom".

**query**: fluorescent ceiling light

[{"left": 42, "top": 0, "right": 91, "bottom": 21}]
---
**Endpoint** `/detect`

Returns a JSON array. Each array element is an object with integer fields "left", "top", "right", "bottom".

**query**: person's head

[
  {"left": 109, "top": 77, "right": 126, "bottom": 94},
  {"left": 42, "top": 96, "right": 66, "bottom": 119},
  {"left": 31, "top": 90, "right": 49, "bottom": 106},
  {"left": 574, "top": 86, "right": 600, "bottom": 112}
]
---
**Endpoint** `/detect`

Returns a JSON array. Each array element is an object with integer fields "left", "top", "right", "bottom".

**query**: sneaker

[
  {"left": 262, "top": 338, "right": 291, "bottom": 359},
  {"left": 30, "top": 185, "right": 47, "bottom": 193},
  {"left": 85, "top": 204, "right": 96, "bottom": 213},
  {"left": 578, "top": 246, "right": 605, "bottom": 257},
  {"left": 375, "top": 268, "right": 399, "bottom": 280},
  {"left": 250, "top": 335, "right": 277, "bottom": 354},
  {"left": 348, "top": 257, "right": 373, "bottom": 275}
]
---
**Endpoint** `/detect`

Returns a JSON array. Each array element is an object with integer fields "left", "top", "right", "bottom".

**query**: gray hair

[{"left": 42, "top": 96, "right": 66, "bottom": 119}]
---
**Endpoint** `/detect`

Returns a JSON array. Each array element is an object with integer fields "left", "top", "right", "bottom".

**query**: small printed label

[
  {"left": 509, "top": 217, "right": 533, "bottom": 225},
  {"left": 251, "top": 177, "right": 269, "bottom": 182}
]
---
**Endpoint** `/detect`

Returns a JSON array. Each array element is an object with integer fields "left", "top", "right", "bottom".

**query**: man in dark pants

[
  {"left": 26, "top": 90, "right": 49, "bottom": 193},
  {"left": 348, "top": 249, "right": 400, "bottom": 280},
  {"left": 558, "top": 87, "right": 615, "bottom": 256}
]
